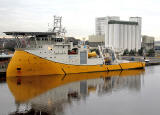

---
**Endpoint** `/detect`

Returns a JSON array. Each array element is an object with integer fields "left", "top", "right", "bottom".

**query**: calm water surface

[{"left": 0, "top": 65, "right": 160, "bottom": 115}]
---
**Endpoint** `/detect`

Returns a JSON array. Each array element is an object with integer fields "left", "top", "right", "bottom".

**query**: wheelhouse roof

[{"left": 3, "top": 31, "right": 56, "bottom": 36}]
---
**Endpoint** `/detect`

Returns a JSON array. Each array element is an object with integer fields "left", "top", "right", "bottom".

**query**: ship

[{"left": 4, "top": 16, "right": 145, "bottom": 77}]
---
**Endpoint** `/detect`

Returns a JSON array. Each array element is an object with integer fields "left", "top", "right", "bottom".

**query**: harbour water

[{"left": 0, "top": 65, "right": 160, "bottom": 115}]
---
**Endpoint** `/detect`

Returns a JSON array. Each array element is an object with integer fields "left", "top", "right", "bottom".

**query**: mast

[{"left": 51, "top": 16, "right": 66, "bottom": 37}]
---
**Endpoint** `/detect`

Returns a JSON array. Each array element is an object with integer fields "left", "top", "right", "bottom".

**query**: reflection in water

[
  {"left": 0, "top": 61, "right": 9, "bottom": 73},
  {"left": 0, "top": 73, "right": 6, "bottom": 84},
  {"left": 0, "top": 77, "right": 6, "bottom": 84},
  {"left": 7, "top": 69, "right": 144, "bottom": 115},
  {"left": 99, "top": 74, "right": 141, "bottom": 95}
]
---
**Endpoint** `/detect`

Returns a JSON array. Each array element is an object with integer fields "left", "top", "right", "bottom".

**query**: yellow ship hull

[{"left": 6, "top": 50, "right": 145, "bottom": 77}]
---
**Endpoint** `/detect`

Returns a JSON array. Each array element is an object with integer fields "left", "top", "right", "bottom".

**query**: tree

[
  {"left": 123, "top": 49, "right": 129, "bottom": 56},
  {"left": 129, "top": 49, "right": 136, "bottom": 56},
  {"left": 138, "top": 48, "right": 143, "bottom": 56},
  {"left": 147, "top": 49, "right": 155, "bottom": 57}
]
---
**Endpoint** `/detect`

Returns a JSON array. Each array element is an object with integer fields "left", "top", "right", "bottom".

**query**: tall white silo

[
  {"left": 131, "top": 25, "right": 136, "bottom": 50},
  {"left": 114, "top": 24, "right": 120, "bottom": 50},
  {"left": 104, "top": 19, "right": 109, "bottom": 47},
  {"left": 119, "top": 24, "right": 124, "bottom": 50},
  {"left": 129, "top": 17, "right": 142, "bottom": 51},
  {"left": 128, "top": 25, "right": 132, "bottom": 51},
  {"left": 124, "top": 25, "right": 128, "bottom": 50}
]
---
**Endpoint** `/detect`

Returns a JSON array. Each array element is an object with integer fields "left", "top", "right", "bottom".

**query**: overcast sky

[{"left": 0, "top": 0, "right": 160, "bottom": 40}]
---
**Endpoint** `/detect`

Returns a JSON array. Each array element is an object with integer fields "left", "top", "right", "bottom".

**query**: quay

[
  {"left": 0, "top": 53, "right": 13, "bottom": 75},
  {"left": 121, "top": 56, "right": 160, "bottom": 66},
  {"left": 0, "top": 53, "right": 13, "bottom": 60},
  {"left": 0, "top": 61, "right": 9, "bottom": 75}
]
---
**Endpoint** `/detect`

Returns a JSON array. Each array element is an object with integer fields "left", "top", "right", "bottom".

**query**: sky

[{"left": 0, "top": 0, "right": 160, "bottom": 40}]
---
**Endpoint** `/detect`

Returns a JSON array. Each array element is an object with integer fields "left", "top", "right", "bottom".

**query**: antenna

[
  {"left": 52, "top": 15, "right": 66, "bottom": 36},
  {"left": 53, "top": 15, "right": 62, "bottom": 33}
]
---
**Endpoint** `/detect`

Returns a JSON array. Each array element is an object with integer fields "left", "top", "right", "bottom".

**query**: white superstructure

[
  {"left": 25, "top": 43, "right": 104, "bottom": 66},
  {"left": 96, "top": 16, "right": 142, "bottom": 52}
]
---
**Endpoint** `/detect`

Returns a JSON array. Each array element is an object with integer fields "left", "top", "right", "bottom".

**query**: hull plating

[{"left": 6, "top": 51, "right": 145, "bottom": 77}]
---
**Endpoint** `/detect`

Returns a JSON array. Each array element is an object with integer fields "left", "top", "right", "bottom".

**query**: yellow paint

[
  {"left": 7, "top": 70, "right": 144, "bottom": 103},
  {"left": 120, "top": 69, "right": 145, "bottom": 76},
  {"left": 107, "top": 71, "right": 122, "bottom": 76},
  {"left": 88, "top": 87, "right": 96, "bottom": 93},
  {"left": 120, "top": 62, "right": 145, "bottom": 70},
  {"left": 107, "top": 64, "right": 121, "bottom": 70},
  {"left": 7, "top": 51, "right": 64, "bottom": 77},
  {"left": 7, "top": 50, "right": 145, "bottom": 77},
  {"left": 88, "top": 51, "right": 97, "bottom": 58}
]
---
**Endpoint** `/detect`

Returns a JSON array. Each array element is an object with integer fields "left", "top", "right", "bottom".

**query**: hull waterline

[{"left": 6, "top": 50, "right": 145, "bottom": 77}]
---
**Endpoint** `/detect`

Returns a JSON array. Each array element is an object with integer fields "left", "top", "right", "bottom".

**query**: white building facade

[
  {"left": 95, "top": 16, "right": 142, "bottom": 52},
  {"left": 88, "top": 35, "right": 105, "bottom": 47},
  {"left": 96, "top": 16, "right": 120, "bottom": 35}
]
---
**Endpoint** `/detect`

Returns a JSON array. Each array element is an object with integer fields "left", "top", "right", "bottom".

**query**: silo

[
  {"left": 135, "top": 25, "right": 139, "bottom": 51},
  {"left": 124, "top": 25, "right": 128, "bottom": 50},
  {"left": 128, "top": 25, "right": 132, "bottom": 51},
  {"left": 130, "top": 17, "right": 142, "bottom": 51},
  {"left": 131, "top": 25, "right": 136, "bottom": 50},
  {"left": 114, "top": 24, "right": 119, "bottom": 50},
  {"left": 108, "top": 24, "right": 112, "bottom": 47},
  {"left": 109, "top": 24, "right": 114, "bottom": 48},
  {"left": 119, "top": 24, "right": 124, "bottom": 50},
  {"left": 104, "top": 20, "right": 109, "bottom": 47}
]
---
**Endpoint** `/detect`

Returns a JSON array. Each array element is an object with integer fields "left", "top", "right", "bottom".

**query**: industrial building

[
  {"left": 96, "top": 16, "right": 120, "bottom": 35},
  {"left": 95, "top": 16, "right": 142, "bottom": 52},
  {"left": 88, "top": 35, "right": 105, "bottom": 47},
  {"left": 142, "top": 35, "right": 154, "bottom": 51},
  {"left": 154, "top": 41, "right": 160, "bottom": 56}
]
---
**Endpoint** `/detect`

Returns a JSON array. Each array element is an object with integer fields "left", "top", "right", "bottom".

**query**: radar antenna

[{"left": 50, "top": 15, "right": 66, "bottom": 36}]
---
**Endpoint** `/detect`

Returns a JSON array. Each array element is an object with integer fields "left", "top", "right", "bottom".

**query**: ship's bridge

[{"left": 3, "top": 31, "right": 64, "bottom": 49}]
